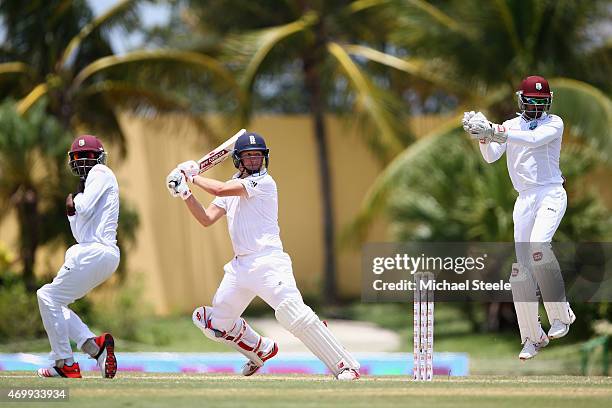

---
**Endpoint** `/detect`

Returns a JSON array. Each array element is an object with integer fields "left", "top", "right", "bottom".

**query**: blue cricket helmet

[{"left": 232, "top": 132, "right": 270, "bottom": 171}]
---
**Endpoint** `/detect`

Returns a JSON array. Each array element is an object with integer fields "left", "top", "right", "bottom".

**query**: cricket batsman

[
  {"left": 166, "top": 131, "right": 360, "bottom": 380},
  {"left": 462, "top": 76, "right": 575, "bottom": 360},
  {"left": 36, "top": 135, "right": 119, "bottom": 378}
]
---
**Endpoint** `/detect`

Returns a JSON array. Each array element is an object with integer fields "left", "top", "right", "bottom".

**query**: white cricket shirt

[
  {"left": 68, "top": 164, "right": 120, "bottom": 249},
  {"left": 212, "top": 172, "right": 283, "bottom": 256},
  {"left": 479, "top": 113, "right": 564, "bottom": 193}
]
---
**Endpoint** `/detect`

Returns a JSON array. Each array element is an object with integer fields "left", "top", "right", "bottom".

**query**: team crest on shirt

[{"left": 250, "top": 180, "right": 257, "bottom": 187}]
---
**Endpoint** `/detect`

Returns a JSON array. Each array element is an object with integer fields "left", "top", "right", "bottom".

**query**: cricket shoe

[
  {"left": 37, "top": 363, "right": 82, "bottom": 378},
  {"left": 241, "top": 341, "right": 279, "bottom": 376},
  {"left": 548, "top": 306, "right": 576, "bottom": 339},
  {"left": 94, "top": 332, "right": 117, "bottom": 378},
  {"left": 519, "top": 331, "right": 549, "bottom": 360},
  {"left": 337, "top": 368, "right": 360, "bottom": 381}
]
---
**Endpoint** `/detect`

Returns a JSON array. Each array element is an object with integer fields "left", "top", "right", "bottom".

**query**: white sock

[
  {"left": 81, "top": 338, "right": 100, "bottom": 357},
  {"left": 56, "top": 357, "right": 74, "bottom": 368},
  {"left": 260, "top": 337, "right": 274, "bottom": 354}
]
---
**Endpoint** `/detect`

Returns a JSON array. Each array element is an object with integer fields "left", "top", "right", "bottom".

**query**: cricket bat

[{"left": 168, "top": 128, "right": 246, "bottom": 189}]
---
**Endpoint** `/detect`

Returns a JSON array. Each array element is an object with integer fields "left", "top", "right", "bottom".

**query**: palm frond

[
  {"left": 80, "top": 80, "right": 191, "bottom": 113},
  {"left": 0, "top": 62, "right": 34, "bottom": 78},
  {"left": 491, "top": 0, "right": 523, "bottom": 55},
  {"left": 72, "top": 50, "right": 237, "bottom": 92},
  {"left": 57, "top": 0, "right": 140, "bottom": 70},
  {"left": 549, "top": 77, "right": 612, "bottom": 163},
  {"left": 71, "top": 93, "right": 127, "bottom": 157},
  {"left": 232, "top": 13, "right": 317, "bottom": 93},
  {"left": 16, "top": 83, "right": 48, "bottom": 115},
  {"left": 401, "top": 0, "right": 477, "bottom": 39},
  {"left": 220, "top": 14, "right": 316, "bottom": 123},
  {"left": 340, "top": 112, "right": 465, "bottom": 246},
  {"left": 342, "top": 44, "right": 476, "bottom": 99},
  {"left": 79, "top": 79, "right": 222, "bottom": 145},
  {"left": 327, "top": 42, "right": 405, "bottom": 159},
  {"left": 348, "top": 0, "right": 390, "bottom": 13}
]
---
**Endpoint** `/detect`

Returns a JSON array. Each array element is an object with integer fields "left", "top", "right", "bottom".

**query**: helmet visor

[
  {"left": 524, "top": 97, "right": 550, "bottom": 105},
  {"left": 517, "top": 92, "right": 552, "bottom": 118},
  {"left": 68, "top": 151, "right": 106, "bottom": 177}
]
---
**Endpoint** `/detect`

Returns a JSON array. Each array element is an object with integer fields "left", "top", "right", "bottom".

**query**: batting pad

[
  {"left": 192, "top": 306, "right": 265, "bottom": 366},
  {"left": 531, "top": 248, "right": 572, "bottom": 324},
  {"left": 509, "top": 263, "right": 542, "bottom": 343},
  {"left": 275, "top": 298, "right": 359, "bottom": 376}
]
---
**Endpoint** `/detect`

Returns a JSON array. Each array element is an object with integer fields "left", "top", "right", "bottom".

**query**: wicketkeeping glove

[
  {"left": 466, "top": 112, "right": 508, "bottom": 144},
  {"left": 462, "top": 111, "right": 477, "bottom": 133}
]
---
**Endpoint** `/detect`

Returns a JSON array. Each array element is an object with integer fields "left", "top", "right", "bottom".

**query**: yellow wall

[
  {"left": 112, "top": 114, "right": 386, "bottom": 313},
  {"left": 2, "top": 114, "right": 610, "bottom": 314}
]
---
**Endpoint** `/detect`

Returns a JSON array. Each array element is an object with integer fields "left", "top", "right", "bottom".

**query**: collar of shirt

[
  {"left": 232, "top": 169, "right": 268, "bottom": 179},
  {"left": 518, "top": 112, "right": 548, "bottom": 129}
]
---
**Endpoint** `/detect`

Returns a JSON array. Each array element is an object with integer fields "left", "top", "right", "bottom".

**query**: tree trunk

[
  {"left": 16, "top": 187, "right": 40, "bottom": 290},
  {"left": 303, "top": 46, "right": 337, "bottom": 305}
]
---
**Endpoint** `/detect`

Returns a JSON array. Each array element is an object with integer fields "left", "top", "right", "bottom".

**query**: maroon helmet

[
  {"left": 516, "top": 75, "right": 553, "bottom": 119},
  {"left": 68, "top": 135, "right": 107, "bottom": 178}
]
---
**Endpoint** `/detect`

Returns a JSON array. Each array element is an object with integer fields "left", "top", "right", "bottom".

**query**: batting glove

[
  {"left": 166, "top": 168, "right": 182, "bottom": 197},
  {"left": 176, "top": 176, "right": 192, "bottom": 200},
  {"left": 177, "top": 160, "right": 199, "bottom": 183}
]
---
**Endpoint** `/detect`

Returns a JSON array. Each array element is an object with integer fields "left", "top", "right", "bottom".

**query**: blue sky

[
  {"left": 0, "top": 1, "right": 171, "bottom": 52},
  {"left": 86, "top": 0, "right": 171, "bottom": 53}
]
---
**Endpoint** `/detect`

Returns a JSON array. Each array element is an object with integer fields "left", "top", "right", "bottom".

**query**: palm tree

[
  {"left": 175, "top": 0, "right": 476, "bottom": 303},
  {"left": 0, "top": 0, "right": 240, "bottom": 152},
  {"left": 0, "top": 1, "right": 236, "bottom": 286},
  {"left": 0, "top": 100, "right": 142, "bottom": 288},
  {"left": 0, "top": 100, "right": 74, "bottom": 288},
  {"left": 346, "top": 0, "right": 612, "bottom": 242},
  {"left": 343, "top": 0, "right": 612, "bottom": 330}
]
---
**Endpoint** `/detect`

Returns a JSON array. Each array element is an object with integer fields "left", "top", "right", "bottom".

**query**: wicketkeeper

[
  {"left": 462, "top": 76, "right": 575, "bottom": 360},
  {"left": 166, "top": 132, "right": 360, "bottom": 380}
]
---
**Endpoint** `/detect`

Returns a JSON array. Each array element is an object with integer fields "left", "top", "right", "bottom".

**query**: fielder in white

[
  {"left": 36, "top": 135, "right": 119, "bottom": 378},
  {"left": 463, "top": 75, "right": 575, "bottom": 360},
  {"left": 166, "top": 131, "right": 360, "bottom": 380}
]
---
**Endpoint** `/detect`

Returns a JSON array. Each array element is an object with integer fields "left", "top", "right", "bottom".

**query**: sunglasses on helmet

[
  {"left": 71, "top": 151, "right": 97, "bottom": 160},
  {"left": 523, "top": 97, "right": 549, "bottom": 105}
]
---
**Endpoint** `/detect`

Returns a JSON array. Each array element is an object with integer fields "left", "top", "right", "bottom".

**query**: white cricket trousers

[
  {"left": 513, "top": 183, "right": 567, "bottom": 264},
  {"left": 210, "top": 250, "right": 303, "bottom": 331},
  {"left": 37, "top": 243, "right": 120, "bottom": 360},
  {"left": 511, "top": 184, "right": 567, "bottom": 342}
]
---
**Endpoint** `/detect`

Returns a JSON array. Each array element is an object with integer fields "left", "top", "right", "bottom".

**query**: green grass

[{"left": 1, "top": 372, "right": 611, "bottom": 408}]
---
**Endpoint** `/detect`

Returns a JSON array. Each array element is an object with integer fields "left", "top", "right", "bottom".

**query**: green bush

[
  {"left": 0, "top": 281, "right": 44, "bottom": 340},
  {"left": 91, "top": 276, "right": 148, "bottom": 341},
  {"left": 0, "top": 266, "right": 96, "bottom": 344}
]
